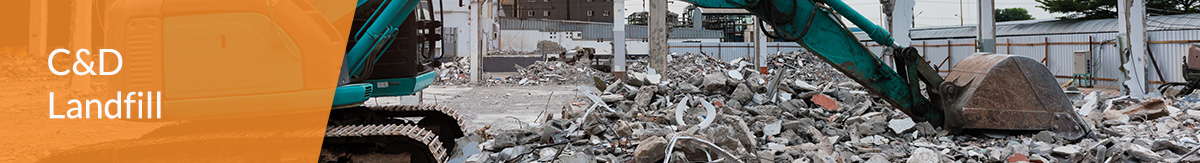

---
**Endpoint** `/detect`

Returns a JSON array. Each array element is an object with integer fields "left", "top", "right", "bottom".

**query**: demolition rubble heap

[
  {"left": 435, "top": 58, "right": 609, "bottom": 86},
  {"left": 465, "top": 51, "right": 1200, "bottom": 163}
]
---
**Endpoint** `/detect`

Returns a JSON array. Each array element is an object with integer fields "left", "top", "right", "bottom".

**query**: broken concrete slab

[
  {"left": 1129, "top": 144, "right": 1164, "bottom": 162},
  {"left": 464, "top": 152, "right": 491, "bottom": 163},
  {"left": 912, "top": 122, "right": 936, "bottom": 137},
  {"left": 1052, "top": 145, "right": 1081, "bottom": 156},
  {"left": 732, "top": 83, "right": 753, "bottom": 103},
  {"left": 865, "top": 154, "right": 888, "bottom": 163},
  {"left": 908, "top": 148, "right": 939, "bottom": 163},
  {"left": 633, "top": 86, "right": 657, "bottom": 111},
  {"left": 794, "top": 79, "right": 819, "bottom": 91},
  {"left": 1123, "top": 99, "right": 1171, "bottom": 121},
  {"left": 1034, "top": 131, "right": 1056, "bottom": 143},
  {"left": 857, "top": 118, "right": 888, "bottom": 136},
  {"left": 634, "top": 136, "right": 668, "bottom": 163},
  {"left": 600, "top": 94, "right": 624, "bottom": 103},
  {"left": 764, "top": 119, "right": 783, "bottom": 136},
  {"left": 703, "top": 73, "right": 729, "bottom": 93},
  {"left": 888, "top": 118, "right": 916, "bottom": 134}
]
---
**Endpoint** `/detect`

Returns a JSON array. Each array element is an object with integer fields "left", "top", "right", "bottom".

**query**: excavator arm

[
  {"left": 683, "top": 0, "right": 947, "bottom": 124},
  {"left": 684, "top": 0, "right": 1092, "bottom": 139}
]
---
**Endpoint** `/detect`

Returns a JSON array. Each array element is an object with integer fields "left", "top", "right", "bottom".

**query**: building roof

[{"left": 855, "top": 13, "right": 1200, "bottom": 40}]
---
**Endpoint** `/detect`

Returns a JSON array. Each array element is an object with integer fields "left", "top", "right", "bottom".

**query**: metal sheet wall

[
  {"left": 668, "top": 42, "right": 805, "bottom": 62},
  {"left": 658, "top": 29, "right": 1199, "bottom": 91},
  {"left": 904, "top": 30, "right": 1198, "bottom": 87}
]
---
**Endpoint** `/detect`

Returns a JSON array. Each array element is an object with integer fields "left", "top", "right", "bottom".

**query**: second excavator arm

[
  {"left": 684, "top": 0, "right": 1093, "bottom": 140},
  {"left": 684, "top": 0, "right": 948, "bottom": 125}
]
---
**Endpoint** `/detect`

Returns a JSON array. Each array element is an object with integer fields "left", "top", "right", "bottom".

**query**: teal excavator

[
  {"left": 322, "top": 0, "right": 464, "bottom": 162},
  {"left": 684, "top": 0, "right": 1090, "bottom": 140}
]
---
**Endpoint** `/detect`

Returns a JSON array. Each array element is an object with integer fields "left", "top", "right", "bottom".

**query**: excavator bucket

[{"left": 942, "top": 53, "right": 1090, "bottom": 140}]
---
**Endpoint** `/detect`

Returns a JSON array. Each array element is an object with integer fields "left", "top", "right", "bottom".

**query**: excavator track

[
  {"left": 330, "top": 104, "right": 467, "bottom": 148},
  {"left": 322, "top": 104, "right": 466, "bottom": 163},
  {"left": 321, "top": 124, "right": 448, "bottom": 163}
]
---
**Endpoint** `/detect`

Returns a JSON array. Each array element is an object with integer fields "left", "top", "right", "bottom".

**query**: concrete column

[
  {"left": 648, "top": 0, "right": 668, "bottom": 73},
  {"left": 469, "top": 0, "right": 482, "bottom": 84},
  {"left": 29, "top": 0, "right": 47, "bottom": 57},
  {"left": 892, "top": 0, "right": 914, "bottom": 47},
  {"left": 753, "top": 16, "right": 767, "bottom": 73},
  {"left": 613, "top": 0, "right": 627, "bottom": 79},
  {"left": 977, "top": 0, "right": 995, "bottom": 53},
  {"left": 691, "top": 8, "right": 703, "bottom": 29},
  {"left": 1118, "top": 0, "right": 1148, "bottom": 97}
]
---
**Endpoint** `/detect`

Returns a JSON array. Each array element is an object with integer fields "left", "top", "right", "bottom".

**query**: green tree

[
  {"left": 1036, "top": 0, "right": 1200, "bottom": 19},
  {"left": 996, "top": 8, "right": 1036, "bottom": 21}
]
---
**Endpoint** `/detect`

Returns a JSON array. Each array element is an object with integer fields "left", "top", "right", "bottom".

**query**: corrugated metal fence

[
  {"left": 866, "top": 30, "right": 1200, "bottom": 87},
  {"left": 668, "top": 29, "right": 1200, "bottom": 87}
]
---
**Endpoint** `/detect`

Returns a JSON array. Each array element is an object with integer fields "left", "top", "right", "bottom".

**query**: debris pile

[
  {"left": 435, "top": 58, "right": 609, "bottom": 86},
  {"left": 434, "top": 58, "right": 474, "bottom": 85},
  {"left": 503, "top": 61, "right": 609, "bottom": 86},
  {"left": 464, "top": 51, "right": 1200, "bottom": 163}
]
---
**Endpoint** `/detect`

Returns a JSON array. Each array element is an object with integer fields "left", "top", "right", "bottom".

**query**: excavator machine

[
  {"left": 683, "top": 0, "right": 1091, "bottom": 140},
  {"left": 320, "top": 0, "right": 466, "bottom": 162},
  {"left": 37, "top": 0, "right": 463, "bottom": 162}
]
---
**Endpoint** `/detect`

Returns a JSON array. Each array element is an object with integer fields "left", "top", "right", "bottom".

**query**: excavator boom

[{"left": 683, "top": 0, "right": 1090, "bottom": 139}]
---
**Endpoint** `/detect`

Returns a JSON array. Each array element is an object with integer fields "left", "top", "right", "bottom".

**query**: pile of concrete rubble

[
  {"left": 503, "top": 61, "right": 609, "bottom": 86},
  {"left": 434, "top": 58, "right": 473, "bottom": 85},
  {"left": 464, "top": 50, "right": 1200, "bottom": 163},
  {"left": 435, "top": 58, "right": 607, "bottom": 86}
]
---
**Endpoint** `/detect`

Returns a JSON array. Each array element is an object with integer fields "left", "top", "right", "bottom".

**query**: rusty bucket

[{"left": 941, "top": 53, "right": 1090, "bottom": 140}]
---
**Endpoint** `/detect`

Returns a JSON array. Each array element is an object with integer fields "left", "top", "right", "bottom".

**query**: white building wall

[{"left": 435, "top": 3, "right": 471, "bottom": 59}]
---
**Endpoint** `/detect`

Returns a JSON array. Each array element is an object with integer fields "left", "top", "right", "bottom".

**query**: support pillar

[
  {"left": 977, "top": 0, "right": 995, "bottom": 53},
  {"left": 753, "top": 16, "right": 768, "bottom": 74},
  {"left": 648, "top": 0, "right": 668, "bottom": 73},
  {"left": 469, "top": 0, "right": 483, "bottom": 84},
  {"left": 29, "top": 0, "right": 48, "bottom": 58},
  {"left": 1118, "top": 0, "right": 1148, "bottom": 97},
  {"left": 613, "top": 0, "right": 627, "bottom": 79},
  {"left": 893, "top": 0, "right": 913, "bottom": 47}
]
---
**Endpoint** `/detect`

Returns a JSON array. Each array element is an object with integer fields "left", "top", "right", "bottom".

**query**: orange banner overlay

[{"left": 1, "top": 0, "right": 355, "bottom": 162}]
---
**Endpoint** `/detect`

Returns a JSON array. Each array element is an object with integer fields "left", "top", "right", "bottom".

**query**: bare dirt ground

[{"left": 371, "top": 84, "right": 584, "bottom": 132}]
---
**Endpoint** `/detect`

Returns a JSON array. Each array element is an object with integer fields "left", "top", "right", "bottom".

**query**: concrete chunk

[
  {"left": 907, "top": 148, "right": 939, "bottom": 163},
  {"left": 634, "top": 136, "right": 668, "bottom": 163},
  {"left": 888, "top": 118, "right": 916, "bottom": 134}
]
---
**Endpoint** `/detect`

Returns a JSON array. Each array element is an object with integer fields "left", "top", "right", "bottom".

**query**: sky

[{"left": 622, "top": 0, "right": 1066, "bottom": 28}]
